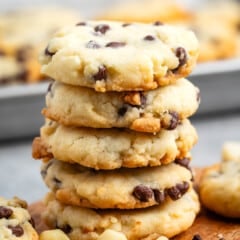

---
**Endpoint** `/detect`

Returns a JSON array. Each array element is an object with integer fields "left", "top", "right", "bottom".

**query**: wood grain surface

[{"left": 29, "top": 169, "right": 240, "bottom": 240}]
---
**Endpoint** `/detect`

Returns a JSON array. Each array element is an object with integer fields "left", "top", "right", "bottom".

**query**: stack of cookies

[{"left": 32, "top": 21, "right": 200, "bottom": 240}]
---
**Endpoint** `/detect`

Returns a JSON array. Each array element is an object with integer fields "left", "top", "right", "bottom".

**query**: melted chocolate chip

[
  {"left": 53, "top": 177, "right": 62, "bottom": 189},
  {"left": 192, "top": 234, "right": 202, "bottom": 240},
  {"left": 93, "top": 65, "right": 107, "bottom": 81},
  {"left": 76, "top": 22, "right": 86, "bottom": 26},
  {"left": 0, "top": 206, "right": 13, "bottom": 219},
  {"left": 122, "top": 23, "right": 131, "bottom": 27},
  {"left": 176, "top": 181, "right": 189, "bottom": 195},
  {"left": 168, "top": 111, "right": 179, "bottom": 130},
  {"left": 133, "top": 185, "right": 153, "bottom": 202},
  {"left": 94, "top": 24, "right": 110, "bottom": 34},
  {"left": 105, "top": 42, "right": 126, "bottom": 48},
  {"left": 86, "top": 40, "right": 101, "bottom": 49},
  {"left": 47, "top": 82, "right": 53, "bottom": 93},
  {"left": 175, "top": 158, "right": 190, "bottom": 170},
  {"left": 118, "top": 105, "right": 128, "bottom": 116},
  {"left": 45, "top": 46, "right": 55, "bottom": 57},
  {"left": 143, "top": 35, "right": 155, "bottom": 41},
  {"left": 8, "top": 225, "right": 24, "bottom": 237},
  {"left": 174, "top": 47, "right": 187, "bottom": 70},
  {"left": 29, "top": 217, "right": 35, "bottom": 228},
  {"left": 152, "top": 189, "right": 165, "bottom": 204},
  {"left": 61, "top": 224, "right": 72, "bottom": 234},
  {"left": 154, "top": 21, "right": 164, "bottom": 26},
  {"left": 166, "top": 186, "right": 181, "bottom": 200}
]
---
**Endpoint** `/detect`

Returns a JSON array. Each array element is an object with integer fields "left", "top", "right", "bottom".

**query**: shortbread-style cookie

[
  {"left": 41, "top": 159, "right": 192, "bottom": 209},
  {"left": 0, "top": 196, "right": 38, "bottom": 239},
  {"left": 0, "top": 56, "right": 27, "bottom": 85},
  {"left": 32, "top": 119, "right": 197, "bottom": 170},
  {"left": 199, "top": 161, "right": 240, "bottom": 218},
  {"left": 96, "top": 0, "right": 191, "bottom": 23},
  {"left": 42, "top": 78, "right": 200, "bottom": 132},
  {"left": 40, "top": 21, "right": 199, "bottom": 92},
  {"left": 43, "top": 189, "right": 199, "bottom": 240},
  {"left": 222, "top": 141, "right": 240, "bottom": 162}
]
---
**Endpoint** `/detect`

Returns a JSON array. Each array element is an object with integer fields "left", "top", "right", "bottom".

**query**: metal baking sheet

[{"left": 0, "top": 58, "right": 240, "bottom": 140}]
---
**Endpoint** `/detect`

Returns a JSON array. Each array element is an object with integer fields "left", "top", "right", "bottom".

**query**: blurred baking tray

[
  {"left": 0, "top": 58, "right": 240, "bottom": 140},
  {"left": 189, "top": 57, "right": 240, "bottom": 115},
  {"left": 0, "top": 82, "right": 48, "bottom": 141}
]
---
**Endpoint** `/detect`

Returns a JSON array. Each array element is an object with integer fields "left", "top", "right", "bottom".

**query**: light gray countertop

[{"left": 0, "top": 112, "right": 239, "bottom": 203}]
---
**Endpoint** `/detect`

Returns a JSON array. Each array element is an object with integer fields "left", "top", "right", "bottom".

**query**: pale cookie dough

[
  {"left": 40, "top": 21, "right": 199, "bottom": 92},
  {"left": 43, "top": 189, "right": 199, "bottom": 240},
  {"left": 222, "top": 141, "right": 240, "bottom": 162},
  {"left": 199, "top": 161, "right": 240, "bottom": 218},
  {"left": 41, "top": 159, "right": 192, "bottom": 209},
  {"left": 43, "top": 78, "right": 200, "bottom": 132},
  {"left": 32, "top": 119, "right": 197, "bottom": 170},
  {"left": 0, "top": 196, "right": 38, "bottom": 240}
]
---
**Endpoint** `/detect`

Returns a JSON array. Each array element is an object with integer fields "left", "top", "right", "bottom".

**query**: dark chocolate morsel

[{"left": 133, "top": 185, "right": 153, "bottom": 202}]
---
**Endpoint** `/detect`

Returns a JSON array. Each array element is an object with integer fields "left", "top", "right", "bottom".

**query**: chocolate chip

[
  {"left": 122, "top": 23, "right": 131, "bottom": 27},
  {"left": 17, "top": 69, "right": 28, "bottom": 82},
  {"left": 47, "top": 82, "right": 53, "bottom": 93},
  {"left": 175, "top": 158, "right": 190, "bottom": 170},
  {"left": 143, "top": 35, "right": 155, "bottom": 41},
  {"left": 0, "top": 206, "right": 13, "bottom": 219},
  {"left": 140, "top": 93, "right": 147, "bottom": 106},
  {"left": 133, "top": 185, "right": 153, "bottom": 202},
  {"left": 168, "top": 111, "right": 179, "bottom": 130},
  {"left": 61, "top": 224, "right": 72, "bottom": 234},
  {"left": 174, "top": 47, "right": 187, "bottom": 70},
  {"left": 40, "top": 161, "right": 53, "bottom": 179},
  {"left": 197, "top": 90, "right": 201, "bottom": 103},
  {"left": 166, "top": 186, "right": 181, "bottom": 200},
  {"left": 94, "top": 24, "right": 110, "bottom": 34},
  {"left": 105, "top": 42, "right": 126, "bottom": 48},
  {"left": 29, "top": 217, "right": 35, "bottom": 228},
  {"left": 76, "top": 22, "right": 86, "bottom": 26},
  {"left": 53, "top": 177, "right": 62, "bottom": 189},
  {"left": 153, "top": 21, "right": 164, "bottom": 26},
  {"left": 93, "top": 65, "right": 107, "bottom": 81},
  {"left": 0, "top": 49, "right": 5, "bottom": 56},
  {"left": 16, "top": 47, "right": 30, "bottom": 62},
  {"left": 8, "top": 225, "right": 24, "bottom": 237},
  {"left": 44, "top": 46, "right": 55, "bottom": 57},
  {"left": 86, "top": 40, "right": 101, "bottom": 49},
  {"left": 152, "top": 189, "right": 165, "bottom": 204},
  {"left": 176, "top": 181, "right": 189, "bottom": 195},
  {"left": 118, "top": 105, "right": 128, "bottom": 116},
  {"left": 192, "top": 234, "right": 202, "bottom": 240}
]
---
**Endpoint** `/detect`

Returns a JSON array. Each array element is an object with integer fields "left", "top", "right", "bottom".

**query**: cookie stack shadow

[{"left": 32, "top": 21, "right": 201, "bottom": 240}]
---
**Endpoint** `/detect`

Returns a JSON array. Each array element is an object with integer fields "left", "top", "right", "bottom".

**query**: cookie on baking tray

[
  {"left": 199, "top": 142, "right": 240, "bottom": 218},
  {"left": 40, "top": 20, "right": 199, "bottom": 92},
  {"left": 32, "top": 119, "right": 197, "bottom": 170},
  {"left": 41, "top": 159, "right": 192, "bottom": 209},
  {"left": 0, "top": 196, "right": 38, "bottom": 239},
  {"left": 95, "top": 0, "right": 191, "bottom": 23},
  {"left": 43, "top": 189, "right": 199, "bottom": 240},
  {"left": 42, "top": 78, "right": 200, "bottom": 132}
]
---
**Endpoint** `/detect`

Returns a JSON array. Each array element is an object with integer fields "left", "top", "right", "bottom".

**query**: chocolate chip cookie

[
  {"left": 43, "top": 189, "right": 199, "bottom": 240},
  {"left": 32, "top": 119, "right": 197, "bottom": 170},
  {"left": 0, "top": 196, "right": 38, "bottom": 239},
  {"left": 40, "top": 21, "right": 199, "bottom": 92},
  {"left": 41, "top": 159, "right": 192, "bottom": 209},
  {"left": 42, "top": 78, "right": 200, "bottom": 133}
]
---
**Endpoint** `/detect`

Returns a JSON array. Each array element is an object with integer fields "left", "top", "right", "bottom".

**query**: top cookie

[
  {"left": 0, "top": 196, "right": 38, "bottom": 240},
  {"left": 40, "top": 21, "right": 199, "bottom": 92}
]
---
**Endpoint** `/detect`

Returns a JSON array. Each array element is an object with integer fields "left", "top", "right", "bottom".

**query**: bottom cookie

[{"left": 43, "top": 189, "right": 200, "bottom": 240}]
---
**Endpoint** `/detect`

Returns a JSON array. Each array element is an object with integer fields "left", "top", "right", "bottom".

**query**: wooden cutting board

[{"left": 29, "top": 169, "right": 240, "bottom": 240}]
